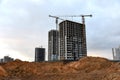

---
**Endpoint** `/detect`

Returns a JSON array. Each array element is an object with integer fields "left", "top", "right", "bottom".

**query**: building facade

[
  {"left": 59, "top": 20, "right": 87, "bottom": 60},
  {"left": 35, "top": 48, "right": 45, "bottom": 62},
  {"left": 112, "top": 46, "right": 120, "bottom": 60},
  {"left": 48, "top": 30, "right": 59, "bottom": 61}
]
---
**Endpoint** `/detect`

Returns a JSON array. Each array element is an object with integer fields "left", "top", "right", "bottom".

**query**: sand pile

[
  {"left": 0, "top": 57, "right": 120, "bottom": 80},
  {"left": 65, "top": 57, "right": 112, "bottom": 72},
  {"left": 0, "top": 66, "right": 7, "bottom": 77}
]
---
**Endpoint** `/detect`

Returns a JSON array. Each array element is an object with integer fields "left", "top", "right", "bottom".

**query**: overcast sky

[{"left": 0, "top": 0, "right": 120, "bottom": 61}]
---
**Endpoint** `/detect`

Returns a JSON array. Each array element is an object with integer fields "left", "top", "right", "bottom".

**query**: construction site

[
  {"left": 48, "top": 14, "right": 92, "bottom": 61},
  {"left": 1, "top": 15, "right": 120, "bottom": 80}
]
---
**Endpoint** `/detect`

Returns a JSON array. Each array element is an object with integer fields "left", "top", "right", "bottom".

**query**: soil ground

[{"left": 0, "top": 57, "right": 120, "bottom": 80}]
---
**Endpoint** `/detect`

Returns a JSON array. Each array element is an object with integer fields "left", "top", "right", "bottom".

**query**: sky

[{"left": 0, "top": 0, "right": 120, "bottom": 61}]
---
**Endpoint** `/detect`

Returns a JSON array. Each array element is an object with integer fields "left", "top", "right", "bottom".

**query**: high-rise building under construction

[
  {"left": 48, "top": 30, "right": 59, "bottom": 61},
  {"left": 59, "top": 20, "right": 87, "bottom": 60}
]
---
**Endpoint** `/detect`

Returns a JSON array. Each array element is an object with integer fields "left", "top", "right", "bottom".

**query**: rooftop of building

[
  {"left": 59, "top": 20, "right": 83, "bottom": 25},
  {"left": 48, "top": 29, "right": 59, "bottom": 32}
]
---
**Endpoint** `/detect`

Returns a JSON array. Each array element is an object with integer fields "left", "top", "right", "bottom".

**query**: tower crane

[
  {"left": 81, "top": 14, "right": 92, "bottom": 25},
  {"left": 58, "top": 14, "right": 92, "bottom": 25},
  {"left": 49, "top": 15, "right": 64, "bottom": 30}
]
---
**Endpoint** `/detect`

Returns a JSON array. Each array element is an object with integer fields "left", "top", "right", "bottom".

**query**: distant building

[
  {"left": 0, "top": 59, "right": 3, "bottom": 63},
  {"left": 112, "top": 46, "right": 120, "bottom": 60},
  {"left": 48, "top": 30, "right": 59, "bottom": 61},
  {"left": 59, "top": 20, "right": 87, "bottom": 60},
  {"left": 35, "top": 48, "right": 45, "bottom": 62},
  {"left": 4, "top": 56, "right": 14, "bottom": 63},
  {"left": 0, "top": 56, "right": 14, "bottom": 63}
]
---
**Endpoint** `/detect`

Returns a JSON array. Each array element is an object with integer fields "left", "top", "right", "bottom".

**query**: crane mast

[{"left": 49, "top": 15, "right": 64, "bottom": 30}]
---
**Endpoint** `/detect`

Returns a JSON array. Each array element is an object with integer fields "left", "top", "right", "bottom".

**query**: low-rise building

[{"left": 0, "top": 56, "right": 14, "bottom": 63}]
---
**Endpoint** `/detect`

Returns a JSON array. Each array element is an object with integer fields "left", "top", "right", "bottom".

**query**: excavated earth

[{"left": 0, "top": 57, "right": 120, "bottom": 80}]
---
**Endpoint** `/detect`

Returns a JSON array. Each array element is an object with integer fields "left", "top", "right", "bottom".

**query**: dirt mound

[
  {"left": 0, "top": 66, "right": 7, "bottom": 76},
  {"left": 0, "top": 57, "right": 120, "bottom": 80},
  {"left": 65, "top": 57, "right": 112, "bottom": 72}
]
